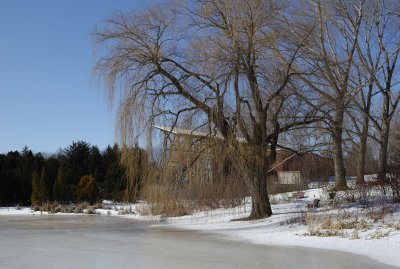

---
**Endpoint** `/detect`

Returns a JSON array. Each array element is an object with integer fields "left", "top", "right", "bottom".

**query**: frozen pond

[{"left": 0, "top": 215, "right": 396, "bottom": 269}]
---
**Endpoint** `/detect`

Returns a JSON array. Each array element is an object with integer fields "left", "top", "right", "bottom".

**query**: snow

[
  {"left": 166, "top": 211, "right": 400, "bottom": 267},
  {"left": 1, "top": 187, "right": 399, "bottom": 267},
  {"left": 0, "top": 207, "right": 33, "bottom": 215}
]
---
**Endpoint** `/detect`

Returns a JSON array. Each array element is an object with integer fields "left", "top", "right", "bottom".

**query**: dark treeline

[{"left": 0, "top": 141, "right": 146, "bottom": 206}]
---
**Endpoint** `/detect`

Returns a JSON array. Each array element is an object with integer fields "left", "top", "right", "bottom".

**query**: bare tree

[
  {"left": 346, "top": 66, "right": 374, "bottom": 184},
  {"left": 353, "top": 0, "right": 400, "bottom": 181},
  {"left": 94, "top": 0, "right": 316, "bottom": 219},
  {"left": 288, "top": 0, "right": 365, "bottom": 190}
]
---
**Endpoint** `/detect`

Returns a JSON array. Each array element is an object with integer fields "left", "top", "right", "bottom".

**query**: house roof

[
  {"left": 153, "top": 125, "right": 247, "bottom": 142},
  {"left": 154, "top": 125, "right": 222, "bottom": 138}
]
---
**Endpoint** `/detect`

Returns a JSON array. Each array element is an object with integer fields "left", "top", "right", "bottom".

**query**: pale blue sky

[{"left": 0, "top": 0, "right": 154, "bottom": 153}]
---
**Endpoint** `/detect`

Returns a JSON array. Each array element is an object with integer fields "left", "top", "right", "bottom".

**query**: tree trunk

[
  {"left": 247, "top": 145, "right": 272, "bottom": 219},
  {"left": 332, "top": 107, "right": 348, "bottom": 190},
  {"left": 249, "top": 175, "right": 272, "bottom": 219},
  {"left": 332, "top": 133, "right": 347, "bottom": 190},
  {"left": 356, "top": 136, "right": 367, "bottom": 184},
  {"left": 243, "top": 120, "right": 273, "bottom": 220},
  {"left": 356, "top": 114, "right": 369, "bottom": 184},
  {"left": 378, "top": 121, "right": 390, "bottom": 182},
  {"left": 357, "top": 84, "right": 373, "bottom": 185}
]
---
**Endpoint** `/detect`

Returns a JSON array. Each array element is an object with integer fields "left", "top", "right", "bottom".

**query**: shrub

[
  {"left": 386, "top": 171, "right": 400, "bottom": 202},
  {"left": 355, "top": 183, "right": 373, "bottom": 207},
  {"left": 280, "top": 212, "right": 306, "bottom": 226}
]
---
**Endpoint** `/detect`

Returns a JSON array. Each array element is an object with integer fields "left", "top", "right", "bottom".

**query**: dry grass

[
  {"left": 350, "top": 229, "right": 360, "bottom": 240},
  {"left": 140, "top": 184, "right": 190, "bottom": 217},
  {"left": 31, "top": 201, "right": 100, "bottom": 215},
  {"left": 370, "top": 228, "right": 391, "bottom": 239},
  {"left": 305, "top": 210, "right": 371, "bottom": 238},
  {"left": 83, "top": 207, "right": 97, "bottom": 214},
  {"left": 384, "top": 221, "right": 400, "bottom": 230},
  {"left": 302, "top": 201, "right": 399, "bottom": 240},
  {"left": 366, "top": 205, "right": 393, "bottom": 223},
  {"left": 117, "top": 206, "right": 136, "bottom": 215},
  {"left": 280, "top": 212, "right": 307, "bottom": 226}
]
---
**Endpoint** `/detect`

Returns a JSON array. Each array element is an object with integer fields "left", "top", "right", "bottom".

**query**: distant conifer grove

[{"left": 0, "top": 141, "right": 147, "bottom": 206}]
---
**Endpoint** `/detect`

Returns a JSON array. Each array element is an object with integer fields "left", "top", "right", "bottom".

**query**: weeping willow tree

[
  {"left": 146, "top": 126, "right": 249, "bottom": 215},
  {"left": 94, "top": 0, "right": 317, "bottom": 219}
]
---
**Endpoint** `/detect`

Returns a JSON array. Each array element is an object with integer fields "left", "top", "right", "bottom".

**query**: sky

[{"left": 0, "top": 0, "right": 155, "bottom": 154}]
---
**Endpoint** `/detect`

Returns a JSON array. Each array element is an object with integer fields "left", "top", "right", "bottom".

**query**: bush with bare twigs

[
  {"left": 355, "top": 183, "right": 373, "bottom": 207},
  {"left": 386, "top": 167, "right": 400, "bottom": 202}
]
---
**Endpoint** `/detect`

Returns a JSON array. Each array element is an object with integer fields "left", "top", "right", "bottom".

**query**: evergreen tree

[
  {"left": 103, "top": 162, "right": 125, "bottom": 201},
  {"left": 64, "top": 141, "right": 91, "bottom": 185},
  {"left": 0, "top": 154, "right": 11, "bottom": 205},
  {"left": 53, "top": 166, "right": 68, "bottom": 202},
  {"left": 40, "top": 158, "right": 59, "bottom": 201},
  {"left": 31, "top": 170, "right": 46, "bottom": 205}
]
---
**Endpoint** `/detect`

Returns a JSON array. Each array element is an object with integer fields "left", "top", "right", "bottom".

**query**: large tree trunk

[
  {"left": 246, "top": 144, "right": 272, "bottom": 219},
  {"left": 249, "top": 173, "right": 272, "bottom": 219},
  {"left": 243, "top": 120, "right": 273, "bottom": 220},
  {"left": 332, "top": 107, "right": 348, "bottom": 190}
]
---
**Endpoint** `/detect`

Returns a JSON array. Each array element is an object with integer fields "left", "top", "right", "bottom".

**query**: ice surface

[{"left": 0, "top": 215, "right": 397, "bottom": 269}]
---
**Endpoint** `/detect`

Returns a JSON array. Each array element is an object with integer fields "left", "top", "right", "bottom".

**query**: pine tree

[
  {"left": 53, "top": 166, "right": 68, "bottom": 202},
  {"left": 31, "top": 170, "right": 46, "bottom": 205}
]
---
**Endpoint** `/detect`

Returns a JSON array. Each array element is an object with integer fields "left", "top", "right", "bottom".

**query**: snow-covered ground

[
  {"left": 1, "top": 188, "right": 399, "bottom": 268},
  {"left": 163, "top": 191, "right": 400, "bottom": 266},
  {"left": 162, "top": 189, "right": 400, "bottom": 268}
]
